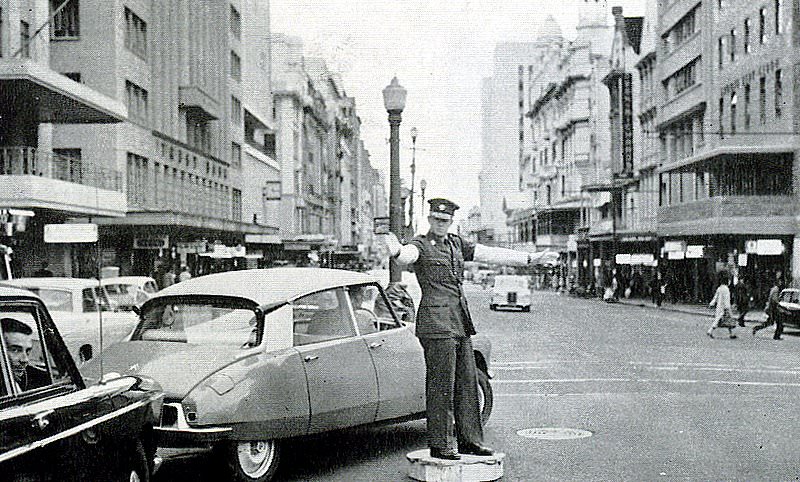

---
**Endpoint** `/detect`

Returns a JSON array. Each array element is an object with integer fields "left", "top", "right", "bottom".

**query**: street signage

[
  {"left": 44, "top": 223, "right": 98, "bottom": 243},
  {"left": 745, "top": 240, "right": 758, "bottom": 253},
  {"left": 664, "top": 240, "right": 686, "bottom": 252},
  {"left": 133, "top": 236, "right": 169, "bottom": 249},
  {"left": 615, "top": 254, "right": 631, "bottom": 265},
  {"left": 685, "top": 245, "right": 704, "bottom": 258},
  {"left": 738, "top": 254, "right": 748, "bottom": 266},
  {"left": 756, "top": 239, "right": 784, "bottom": 255},
  {"left": 667, "top": 250, "right": 685, "bottom": 260}
]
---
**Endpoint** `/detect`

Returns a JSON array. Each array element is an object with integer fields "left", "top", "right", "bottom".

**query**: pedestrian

[
  {"left": 733, "top": 275, "right": 751, "bottom": 327},
  {"left": 382, "top": 197, "right": 558, "bottom": 460},
  {"left": 707, "top": 270, "right": 737, "bottom": 339},
  {"left": 651, "top": 271, "right": 663, "bottom": 307},
  {"left": 33, "top": 261, "right": 53, "bottom": 278},
  {"left": 161, "top": 266, "right": 176, "bottom": 289},
  {"left": 178, "top": 265, "right": 192, "bottom": 282},
  {"left": 752, "top": 276, "right": 784, "bottom": 339}
]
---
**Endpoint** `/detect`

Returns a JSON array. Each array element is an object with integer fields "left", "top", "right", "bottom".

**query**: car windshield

[
  {"left": 135, "top": 300, "right": 259, "bottom": 347},
  {"left": 27, "top": 288, "right": 73, "bottom": 312},
  {"left": 494, "top": 276, "right": 528, "bottom": 289}
]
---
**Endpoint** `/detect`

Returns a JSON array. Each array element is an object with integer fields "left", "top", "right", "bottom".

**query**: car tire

[
  {"left": 522, "top": 306, "right": 530, "bottom": 313},
  {"left": 222, "top": 440, "right": 281, "bottom": 482},
  {"left": 489, "top": 304, "right": 497, "bottom": 311},
  {"left": 477, "top": 369, "right": 493, "bottom": 426}
]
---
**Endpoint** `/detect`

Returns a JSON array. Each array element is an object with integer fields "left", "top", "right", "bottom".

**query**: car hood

[{"left": 81, "top": 341, "right": 243, "bottom": 398}]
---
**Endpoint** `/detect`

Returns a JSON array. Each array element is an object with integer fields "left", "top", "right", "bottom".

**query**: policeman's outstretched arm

[
  {"left": 473, "top": 244, "right": 559, "bottom": 267},
  {"left": 382, "top": 232, "right": 420, "bottom": 264}
]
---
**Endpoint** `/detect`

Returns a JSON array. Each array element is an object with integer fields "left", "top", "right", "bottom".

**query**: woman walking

[{"left": 707, "top": 271, "right": 737, "bottom": 339}]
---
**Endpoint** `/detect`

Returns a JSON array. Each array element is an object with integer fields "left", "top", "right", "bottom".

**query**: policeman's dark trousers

[{"left": 419, "top": 336, "right": 483, "bottom": 451}]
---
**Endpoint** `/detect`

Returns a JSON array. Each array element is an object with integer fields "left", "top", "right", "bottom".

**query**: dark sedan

[
  {"left": 0, "top": 286, "right": 163, "bottom": 481},
  {"left": 775, "top": 288, "right": 800, "bottom": 328}
]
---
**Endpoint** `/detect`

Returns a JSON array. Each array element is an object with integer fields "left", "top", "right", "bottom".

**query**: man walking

[
  {"left": 383, "top": 198, "right": 558, "bottom": 460},
  {"left": 734, "top": 275, "right": 751, "bottom": 327},
  {"left": 752, "top": 277, "right": 784, "bottom": 339}
]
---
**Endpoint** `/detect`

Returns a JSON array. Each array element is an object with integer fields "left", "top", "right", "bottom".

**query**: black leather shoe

[
  {"left": 458, "top": 443, "right": 494, "bottom": 456},
  {"left": 429, "top": 448, "right": 460, "bottom": 460}
]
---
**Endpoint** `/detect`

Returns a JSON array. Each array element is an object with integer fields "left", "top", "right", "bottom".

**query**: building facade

[{"left": 655, "top": 0, "right": 796, "bottom": 303}]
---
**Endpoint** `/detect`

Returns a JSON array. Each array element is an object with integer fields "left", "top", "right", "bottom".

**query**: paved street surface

[{"left": 155, "top": 283, "right": 800, "bottom": 481}]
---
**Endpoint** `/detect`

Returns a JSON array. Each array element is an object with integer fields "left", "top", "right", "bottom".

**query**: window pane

[{"left": 293, "top": 288, "right": 354, "bottom": 345}]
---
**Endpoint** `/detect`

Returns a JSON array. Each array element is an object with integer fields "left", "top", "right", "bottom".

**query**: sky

[{"left": 270, "top": 0, "right": 646, "bottom": 225}]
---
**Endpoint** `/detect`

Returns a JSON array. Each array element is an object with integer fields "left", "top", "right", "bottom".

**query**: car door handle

[
  {"left": 32, "top": 410, "right": 54, "bottom": 430},
  {"left": 303, "top": 355, "right": 319, "bottom": 362},
  {"left": 369, "top": 342, "right": 383, "bottom": 349}
]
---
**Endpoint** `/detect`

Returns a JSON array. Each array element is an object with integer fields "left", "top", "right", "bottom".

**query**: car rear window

[
  {"left": 494, "top": 277, "right": 528, "bottom": 289},
  {"left": 135, "top": 301, "right": 259, "bottom": 347}
]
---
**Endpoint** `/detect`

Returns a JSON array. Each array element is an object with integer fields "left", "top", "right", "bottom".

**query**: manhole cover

[{"left": 517, "top": 428, "right": 593, "bottom": 440}]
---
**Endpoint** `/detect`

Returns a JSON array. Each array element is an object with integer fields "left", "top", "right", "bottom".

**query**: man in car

[
  {"left": 2, "top": 318, "right": 50, "bottom": 391},
  {"left": 382, "top": 197, "right": 558, "bottom": 460}
]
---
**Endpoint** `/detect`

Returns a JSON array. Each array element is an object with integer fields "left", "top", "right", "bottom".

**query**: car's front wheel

[
  {"left": 223, "top": 440, "right": 281, "bottom": 482},
  {"left": 113, "top": 439, "right": 150, "bottom": 482},
  {"left": 477, "top": 369, "right": 493, "bottom": 425}
]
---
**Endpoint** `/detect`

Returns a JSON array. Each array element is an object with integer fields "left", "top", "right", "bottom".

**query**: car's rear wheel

[
  {"left": 477, "top": 369, "right": 493, "bottom": 425},
  {"left": 223, "top": 440, "right": 281, "bottom": 482}
]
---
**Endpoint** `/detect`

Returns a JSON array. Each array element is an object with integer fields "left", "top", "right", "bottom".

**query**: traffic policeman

[{"left": 383, "top": 197, "right": 559, "bottom": 460}]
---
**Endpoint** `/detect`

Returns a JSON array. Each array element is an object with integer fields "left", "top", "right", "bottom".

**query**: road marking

[
  {"left": 494, "top": 378, "right": 800, "bottom": 388},
  {"left": 493, "top": 364, "right": 800, "bottom": 376}
]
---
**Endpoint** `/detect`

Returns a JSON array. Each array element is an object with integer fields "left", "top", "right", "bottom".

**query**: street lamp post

[
  {"left": 408, "top": 127, "right": 418, "bottom": 236},
  {"left": 419, "top": 178, "right": 427, "bottom": 221},
  {"left": 383, "top": 77, "right": 407, "bottom": 283}
]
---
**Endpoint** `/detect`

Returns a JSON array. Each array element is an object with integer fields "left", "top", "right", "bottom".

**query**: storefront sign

[
  {"left": 664, "top": 240, "right": 686, "bottom": 252},
  {"left": 285, "top": 243, "right": 312, "bottom": 251},
  {"left": 745, "top": 240, "right": 758, "bottom": 253},
  {"left": 567, "top": 236, "right": 578, "bottom": 252},
  {"left": 630, "top": 254, "right": 654, "bottom": 265},
  {"left": 593, "top": 258, "right": 601, "bottom": 267},
  {"left": 45, "top": 223, "right": 98, "bottom": 243},
  {"left": 738, "top": 254, "right": 748, "bottom": 266},
  {"left": 373, "top": 217, "right": 390, "bottom": 235},
  {"left": 245, "top": 234, "right": 282, "bottom": 244},
  {"left": 134, "top": 236, "right": 169, "bottom": 249},
  {"left": 756, "top": 239, "right": 784, "bottom": 255},
  {"left": 685, "top": 245, "right": 704, "bottom": 259},
  {"left": 615, "top": 254, "right": 632, "bottom": 265},
  {"left": 667, "top": 250, "right": 685, "bottom": 260},
  {"left": 620, "top": 235, "right": 655, "bottom": 243}
]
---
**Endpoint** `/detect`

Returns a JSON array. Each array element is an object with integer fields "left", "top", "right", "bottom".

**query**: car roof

[
  {"left": 152, "top": 268, "right": 377, "bottom": 306},
  {"left": 0, "top": 285, "right": 46, "bottom": 300},
  {"left": 3, "top": 277, "right": 101, "bottom": 290},
  {"left": 781, "top": 288, "right": 799, "bottom": 292},
  {"left": 100, "top": 276, "right": 155, "bottom": 286}
]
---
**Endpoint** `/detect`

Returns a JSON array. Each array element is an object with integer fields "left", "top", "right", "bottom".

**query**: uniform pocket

[{"left": 417, "top": 305, "right": 455, "bottom": 335}]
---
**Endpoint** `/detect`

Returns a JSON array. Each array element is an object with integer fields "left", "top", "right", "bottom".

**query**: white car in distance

[{"left": 490, "top": 275, "right": 532, "bottom": 312}]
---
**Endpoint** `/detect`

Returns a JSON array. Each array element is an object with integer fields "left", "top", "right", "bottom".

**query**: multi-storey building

[
  {"left": 655, "top": 0, "right": 796, "bottom": 303},
  {"left": 39, "top": 0, "right": 280, "bottom": 277},
  {"left": 479, "top": 42, "right": 548, "bottom": 245},
  {"left": 0, "top": 0, "right": 128, "bottom": 277},
  {"left": 586, "top": 7, "right": 649, "bottom": 292},
  {"left": 517, "top": 1, "right": 613, "bottom": 286},
  {"left": 272, "top": 34, "right": 381, "bottom": 266}
]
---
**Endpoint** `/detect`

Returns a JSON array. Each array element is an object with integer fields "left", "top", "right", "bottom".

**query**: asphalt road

[{"left": 155, "top": 283, "right": 800, "bottom": 481}]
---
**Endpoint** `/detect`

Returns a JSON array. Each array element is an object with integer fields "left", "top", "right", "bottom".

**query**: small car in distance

[
  {"left": 775, "top": 288, "right": 800, "bottom": 328},
  {"left": 82, "top": 268, "right": 494, "bottom": 482},
  {"left": 490, "top": 275, "right": 532, "bottom": 312},
  {"left": 101, "top": 275, "right": 159, "bottom": 310},
  {"left": 0, "top": 286, "right": 162, "bottom": 481}
]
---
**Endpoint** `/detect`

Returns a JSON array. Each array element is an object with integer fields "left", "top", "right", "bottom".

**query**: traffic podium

[{"left": 407, "top": 449, "right": 505, "bottom": 481}]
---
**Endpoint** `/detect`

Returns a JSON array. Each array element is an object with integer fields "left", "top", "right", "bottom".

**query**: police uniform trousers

[{"left": 418, "top": 334, "right": 484, "bottom": 451}]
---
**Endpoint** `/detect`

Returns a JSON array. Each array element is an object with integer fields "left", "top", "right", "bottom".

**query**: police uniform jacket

[{"left": 409, "top": 233, "right": 476, "bottom": 338}]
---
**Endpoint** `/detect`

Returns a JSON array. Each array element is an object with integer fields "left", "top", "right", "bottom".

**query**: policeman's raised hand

[
  {"left": 529, "top": 250, "right": 560, "bottom": 266},
  {"left": 377, "top": 232, "right": 402, "bottom": 257}
]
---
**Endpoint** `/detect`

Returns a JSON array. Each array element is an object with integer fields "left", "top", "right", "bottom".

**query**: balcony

[
  {"left": 0, "top": 147, "right": 125, "bottom": 216},
  {"left": 658, "top": 195, "right": 797, "bottom": 236},
  {"left": 0, "top": 59, "right": 126, "bottom": 123},
  {"left": 179, "top": 85, "right": 219, "bottom": 121},
  {"left": 535, "top": 234, "right": 569, "bottom": 248}
]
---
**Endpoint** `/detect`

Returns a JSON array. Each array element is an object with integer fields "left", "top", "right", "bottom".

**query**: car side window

[
  {"left": 82, "top": 288, "right": 96, "bottom": 313},
  {"left": 0, "top": 306, "right": 70, "bottom": 394},
  {"left": 144, "top": 281, "right": 158, "bottom": 294},
  {"left": 348, "top": 284, "right": 400, "bottom": 334},
  {"left": 292, "top": 288, "right": 355, "bottom": 346}
]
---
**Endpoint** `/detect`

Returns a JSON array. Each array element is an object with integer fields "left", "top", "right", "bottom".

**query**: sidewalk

[{"left": 613, "top": 297, "right": 765, "bottom": 322}]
